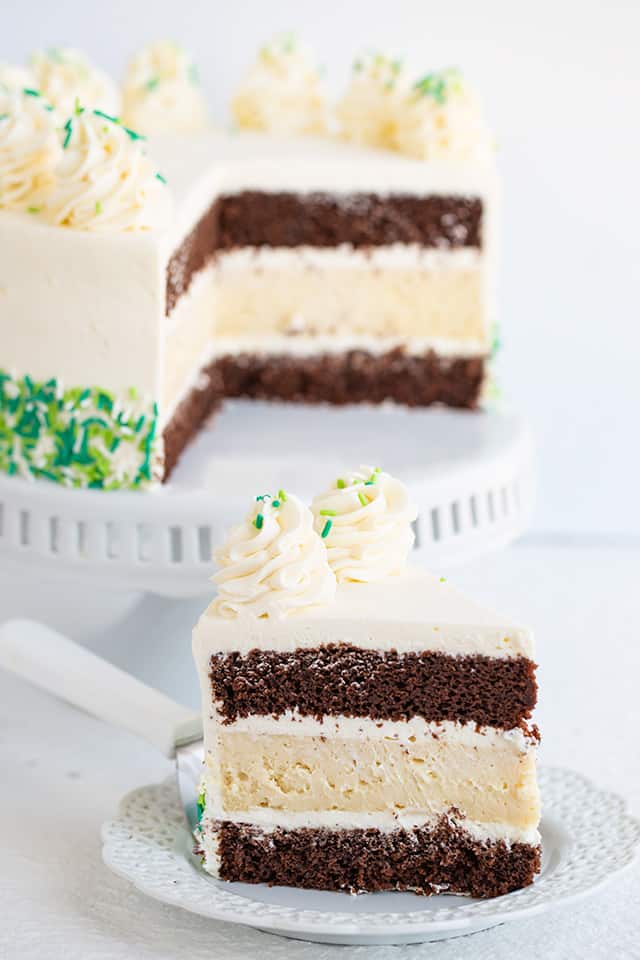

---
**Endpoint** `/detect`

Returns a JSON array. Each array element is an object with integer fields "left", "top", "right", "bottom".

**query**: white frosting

[
  {"left": 232, "top": 35, "right": 327, "bottom": 136},
  {"left": 311, "top": 466, "right": 417, "bottom": 582},
  {"left": 212, "top": 493, "right": 337, "bottom": 620},
  {"left": 337, "top": 52, "right": 410, "bottom": 150},
  {"left": 193, "top": 566, "right": 534, "bottom": 659},
  {"left": 215, "top": 243, "right": 482, "bottom": 272},
  {"left": 43, "top": 108, "right": 172, "bottom": 232},
  {"left": 30, "top": 47, "right": 120, "bottom": 117},
  {"left": 208, "top": 712, "right": 538, "bottom": 752},
  {"left": 199, "top": 807, "right": 541, "bottom": 851},
  {"left": 121, "top": 41, "right": 209, "bottom": 136},
  {"left": 0, "top": 89, "right": 61, "bottom": 212},
  {"left": 0, "top": 63, "right": 37, "bottom": 92},
  {"left": 395, "top": 69, "right": 493, "bottom": 162}
]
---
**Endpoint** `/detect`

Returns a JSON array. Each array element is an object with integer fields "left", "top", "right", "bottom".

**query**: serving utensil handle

[{"left": 0, "top": 618, "right": 201, "bottom": 758}]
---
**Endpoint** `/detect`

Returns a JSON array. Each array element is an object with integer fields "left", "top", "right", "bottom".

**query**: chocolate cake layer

[
  {"left": 165, "top": 192, "right": 483, "bottom": 314},
  {"left": 216, "top": 350, "right": 485, "bottom": 408},
  {"left": 162, "top": 366, "right": 224, "bottom": 479},
  {"left": 209, "top": 644, "right": 538, "bottom": 728},
  {"left": 166, "top": 201, "right": 220, "bottom": 315},
  {"left": 162, "top": 350, "right": 485, "bottom": 480},
  {"left": 216, "top": 192, "right": 483, "bottom": 251},
  {"left": 214, "top": 818, "right": 541, "bottom": 898}
]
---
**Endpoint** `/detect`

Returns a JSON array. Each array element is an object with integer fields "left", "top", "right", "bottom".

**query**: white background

[{"left": 2, "top": 0, "right": 640, "bottom": 536}]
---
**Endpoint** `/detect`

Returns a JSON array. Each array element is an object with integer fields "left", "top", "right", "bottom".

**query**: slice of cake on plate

[{"left": 193, "top": 468, "right": 541, "bottom": 897}]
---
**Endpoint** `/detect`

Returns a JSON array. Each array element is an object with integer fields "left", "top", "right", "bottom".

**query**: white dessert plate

[{"left": 102, "top": 766, "right": 640, "bottom": 946}]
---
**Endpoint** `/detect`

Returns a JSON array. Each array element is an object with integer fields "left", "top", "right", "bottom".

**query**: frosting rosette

[
  {"left": 30, "top": 47, "right": 120, "bottom": 117},
  {"left": 311, "top": 466, "right": 417, "bottom": 582},
  {"left": 121, "top": 41, "right": 209, "bottom": 136},
  {"left": 212, "top": 491, "right": 337, "bottom": 619},
  {"left": 0, "top": 63, "right": 37, "bottom": 92},
  {"left": 43, "top": 107, "right": 171, "bottom": 232},
  {"left": 232, "top": 35, "right": 327, "bottom": 136},
  {"left": 0, "top": 88, "right": 61, "bottom": 212},
  {"left": 394, "top": 68, "right": 492, "bottom": 162},
  {"left": 336, "top": 52, "right": 409, "bottom": 151}
]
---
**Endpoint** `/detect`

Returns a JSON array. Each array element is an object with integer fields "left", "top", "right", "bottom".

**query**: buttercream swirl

[
  {"left": 212, "top": 492, "right": 337, "bottom": 619},
  {"left": 0, "top": 88, "right": 61, "bottom": 212},
  {"left": 121, "top": 41, "right": 209, "bottom": 136},
  {"left": 0, "top": 63, "right": 37, "bottom": 92},
  {"left": 30, "top": 47, "right": 120, "bottom": 117},
  {"left": 394, "top": 68, "right": 492, "bottom": 162},
  {"left": 337, "top": 52, "right": 409, "bottom": 151},
  {"left": 43, "top": 108, "right": 171, "bottom": 232},
  {"left": 311, "top": 466, "right": 417, "bottom": 582},
  {"left": 232, "top": 35, "right": 327, "bottom": 136}
]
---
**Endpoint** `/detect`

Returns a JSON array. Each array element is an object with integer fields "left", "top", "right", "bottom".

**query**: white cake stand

[{"left": 0, "top": 402, "right": 534, "bottom": 598}]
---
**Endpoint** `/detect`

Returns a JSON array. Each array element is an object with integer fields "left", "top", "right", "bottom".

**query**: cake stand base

[{"left": 0, "top": 401, "right": 534, "bottom": 598}]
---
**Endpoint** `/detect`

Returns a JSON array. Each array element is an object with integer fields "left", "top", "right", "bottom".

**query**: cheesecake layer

[
  {"left": 207, "top": 818, "right": 541, "bottom": 897},
  {"left": 208, "top": 645, "right": 536, "bottom": 727},
  {"left": 215, "top": 252, "right": 485, "bottom": 343},
  {"left": 208, "top": 724, "right": 539, "bottom": 829}
]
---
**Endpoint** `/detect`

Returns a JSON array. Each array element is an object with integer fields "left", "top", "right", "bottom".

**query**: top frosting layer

[
  {"left": 0, "top": 88, "right": 61, "bottom": 212},
  {"left": 212, "top": 492, "right": 337, "bottom": 620},
  {"left": 232, "top": 34, "right": 327, "bottom": 136},
  {"left": 311, "top": 466, "right": 417, "bottom": 582},
  {"left": 121, "top": 41, "right": 209, "bottom": 136},
  {"left": 30, "top": 47, "right": 120, "bottom": 117},
  {"left": 42, "top": 107, "right": 172, "bottom": 232}
]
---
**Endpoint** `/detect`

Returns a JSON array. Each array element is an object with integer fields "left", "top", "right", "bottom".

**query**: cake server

[{"left": 0, "top": 618, "right": 204, "bottom": 830}]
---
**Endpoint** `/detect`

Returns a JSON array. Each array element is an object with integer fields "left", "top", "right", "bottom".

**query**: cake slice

[{"left": 193, "top": 469, "right": 541, "bottom": 897}]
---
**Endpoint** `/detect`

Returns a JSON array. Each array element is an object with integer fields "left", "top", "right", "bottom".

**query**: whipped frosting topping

[
  {"left": 212, "top": 491, "right": 337, "bottom": 620},
  {"left": 311, "top": 466, "right": 417, "bottom": 582},
  {"left": 42, "top": 107, "right": 171, "bottom": 232},
  {"left": 0, "top": 89, "right": 61, "bottom": 212},
  {"left": 337, "top": 52, "right": 410, "bottom": 150},
  {"left": 121, "top": 41, "right": 209, "bottom": 136},
  {"left": 30, "top": 47, "right": 120, "bottom": 117},
  {"left": 232, "top": 34, "right": 327, "bottom": 136},
  {"left": 395, "top": 68, "right": 492, "bottom": 161},
  {"left": 0, "top": 63, "right": 37, "bottom": 92}
]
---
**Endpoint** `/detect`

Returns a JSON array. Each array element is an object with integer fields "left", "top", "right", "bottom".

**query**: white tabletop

[{"left": 1, "top": 537, "right": 639, "bottom": 959}]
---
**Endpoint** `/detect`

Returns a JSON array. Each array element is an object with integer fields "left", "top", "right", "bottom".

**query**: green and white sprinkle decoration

[{"left": 0, "top": 369, "right": 160, "bottom": 490}]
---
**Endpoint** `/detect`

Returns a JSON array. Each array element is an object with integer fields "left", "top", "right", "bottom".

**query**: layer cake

[
  {"left": 193, "top": 468, "right": 540, "bottom": 896},
  {"left": 0, "top": 47, "right": 497, "bottom": 490}
]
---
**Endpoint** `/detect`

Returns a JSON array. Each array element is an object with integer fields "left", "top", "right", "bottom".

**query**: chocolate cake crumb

[
  {"left": 208, "top": 644, "right": 537, "bottom": 729},
  {"left": 215, "top": 818, "right": 540, "bottom": 898}
]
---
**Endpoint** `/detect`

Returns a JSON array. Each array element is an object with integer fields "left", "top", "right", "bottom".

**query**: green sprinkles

[
  {"left": 0, "top": 369, "right": 159, "bottom": 490},
  {"left": 62, "top": 118, "right": 73, "bottom": 149},
  {"left": 145, "top": 76, "right": 160, "bottom": 92},
  {"left": 358, "top": 492, "right": 368, "bottom": 507},
  {"left": 23, "top": 88, "right": 41, "bottom": 98},
  {"left": 278, "top": 488, "right": 287, "bottom": 502},
  {"left": 272, "top": 499, "right": 280, "bottom": 508},
  {"left": 155, "top": 172, "right": 167, "bottom": 185},
  {"left": 336, "top": 478, "right": 346, "bottom": 489},
  {"left": 321, "top": 519, "right": 332, "bottom": 539},
  {"left": 26, "top": 206, "right": 41, "bottom": 214},
  {"left": 319, "top": 509, "right": 336, "bottom": 516},
  {"left": 93, "top": 109, "right": 120, "bottom": 124},
  {"left": 254, "top": 513, "right": 264, "bottom": 530},
  {"left": 95, "top": 201, "right": 103, "bottom": 215}
]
